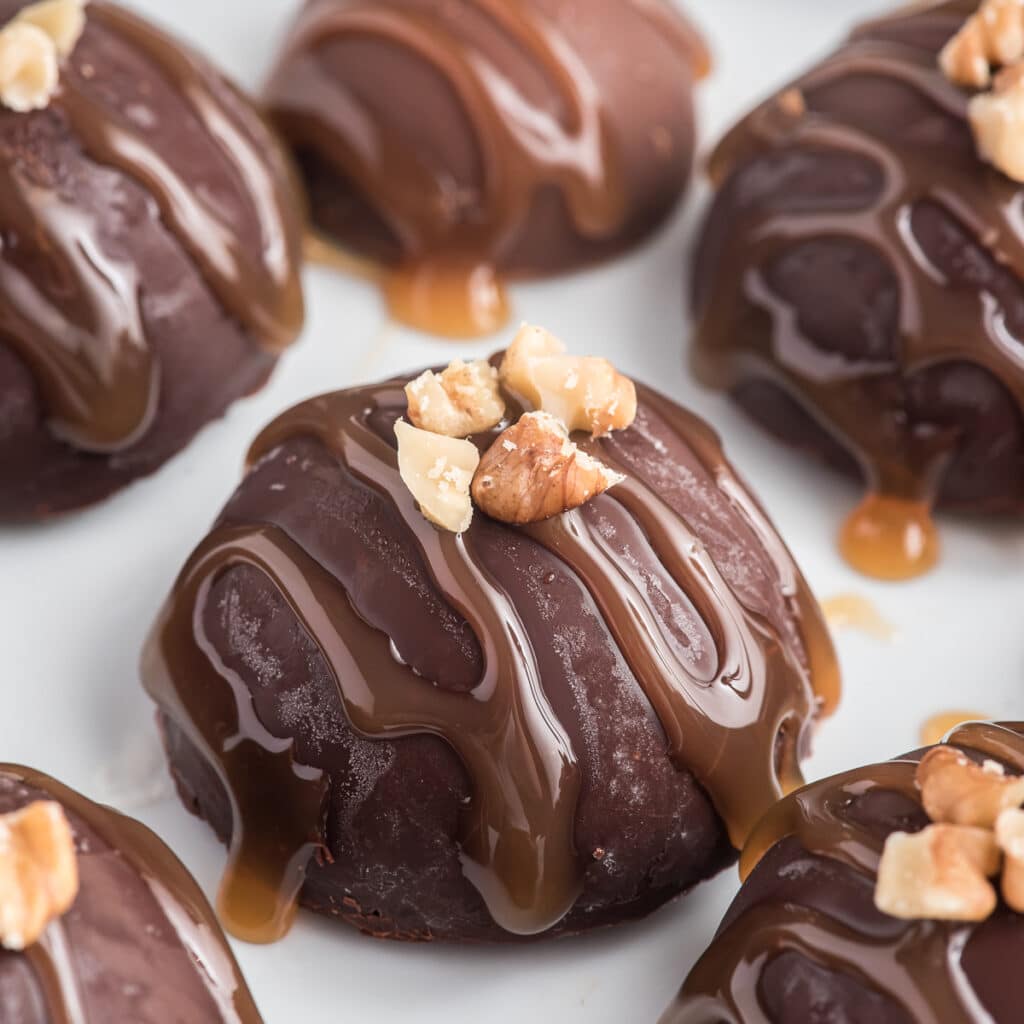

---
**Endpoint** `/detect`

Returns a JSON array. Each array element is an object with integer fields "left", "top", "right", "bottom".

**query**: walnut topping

[
  {"left": 969, "top": 63, "right": 1024, "bottom": 181},
  {"left": 499, "top": 324, "right": 637, "bottom": 437},
  {"left": 940, "top": 0, "right": 1024, "bottom": 88},
  {"left": 472, "top": 411, "right": 623, "bottom": 525},
  {"left": 0, "top": 801, "right": 79, "bottom": 951},
  {"left": 995, "top": 807, "right": 1024, "bottom": 911},
  {"left": 394, "top": 419, "right": 479, "bottom": 534},
  {"left": 917, "top": 745, "right": 1024, "bottom": 827},
  {"left": 14, "top": 0, "right": 86, "bottom": 58},
  {"left": 874, "top": 824, "right": 1000, "bottom": 922},
  {"left": 0, "top": 22, "right": 58, "bottom": 112},
  {"left": 405, "top": 359, "right": 505, "bottom": 437}
]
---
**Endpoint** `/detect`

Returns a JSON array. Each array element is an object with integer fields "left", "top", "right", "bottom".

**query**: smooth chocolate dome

[
  {"left": 0, "top": 1, "right": 304, "bottom": 520},
  {"left": 142, "top": 362, "right": 837, "bottom": 943},
  {"left": 664, "top": 721, "right": 1024, "bottom": 1024},
  {"left": 690, "top": 0, "right": 1024, "bottom": 577},
  {"left": 0, "top": 764, "right": 262, "bottom": 1022}
]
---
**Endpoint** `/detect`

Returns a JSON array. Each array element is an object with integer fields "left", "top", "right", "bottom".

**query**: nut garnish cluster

[
  {"left": 0, "top": 0, "right": 85, "bottom": 113},
  {"left": 941, "top": 0, "right": 1024, "bottom": 181},
  {"left": 0, "top": 800, "right": 79, "bottom": 950},
  {"left": 874, "top": 745, "right": 1024, "bottom": 921},
  {"left": 395, "top": 325, "right": 637, "bottom": 534}
]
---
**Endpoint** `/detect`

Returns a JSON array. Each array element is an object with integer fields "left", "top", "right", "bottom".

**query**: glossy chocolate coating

[
  {"left": 664, "top": 721, "right": 1024, "bottom": 1024},
  {"left": 691, "top": 2, "right": 1024, "bottom": 539},
  {"left": 0, "top": 764, "right": 262, "bottom": 1023},
  {"left": 265, "top": 0, "right": 707, "bottom": 335},
  {"left": 142, "top": 364, "right": 837, "bottom": 943},
  {"left": 0, "top": 1, "right": 304, "bottom": 521}
]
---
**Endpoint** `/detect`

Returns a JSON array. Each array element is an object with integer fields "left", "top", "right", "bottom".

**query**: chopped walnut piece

[
  {"left": 916, "top": 745, "right": 1024, "bottom": 827},
  {"left": 15, "top": 0, "right": 86, "bottom": 58},
  {"left": 0, "top": 801, "right": 79, "bottom": 951},
  {"left": 472, "top": 411, "right": 623, "bottom": 525},
  {"left": 394, "top": 419, "right": 479, "bottom": 534},
  {"left": 969, "top": 62, "right": 1024, "bottom": 181},
  {"left": 405, "top": 359, "right": 505, "bottom": 437},
  {"left": 874, "top": 823, "right": 1000, "bottom": 922},
  {"left": 499, "top": 324, "right": 637, "bottom": 437},
  {"left": 940, "top": 0, "right": 1024, "bottom": 88},
  {"left": 996, "top": 807, "right": 1024, "bottom": 911},
  {"left": 0, "top": 22, "right": 58, "bottom": 112}
]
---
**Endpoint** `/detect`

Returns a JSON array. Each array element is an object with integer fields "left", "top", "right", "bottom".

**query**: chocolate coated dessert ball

[
  {"left": 690, "top": 0, "right": 1024, "bottom": 581},
  {"left": 0, "top": 763, "right": 262, "bottom": 1022},
  {"left": 663, "top": 720, "right": 1024, "bottom": 1024},
  {"left": 0, "top": 0, "right": 304, "bottom": 521},
  {"left": 142, "top": 339, "right": 837, "bottom": 944},
  {"left": 265, "top": 0, "right": 708, "bottom": 337}
]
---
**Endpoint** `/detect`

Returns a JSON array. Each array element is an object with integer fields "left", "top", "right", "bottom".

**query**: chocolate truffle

[
  {"left": 0, "top": 0, "right": 305, "bottom": 522},
  {"left": 690, "top": 0, "right": 1024, "bottom": 581},
  {"left": 265, "top": 0, "right": 708, "bottom": 337},
  {"left": 0, "top": 763, "right": 262, "bottom": 1022},
  {"left": 663, "top": 720, "right": 1024, "bottom": 1024},
  {"left": 141, "top": 342, "right": 838, "bottom": 944}
]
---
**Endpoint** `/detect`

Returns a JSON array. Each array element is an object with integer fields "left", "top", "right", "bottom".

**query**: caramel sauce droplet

[
  {"left": 921, "top": 710, "right": 989, "bottom": 748},
  {"left": 383, "top": 262, "right": 510, "bottom": 340},
  {"left": 839, "top": 495, "right": 940, "bottom": 581},
  {"left": 820, "top": 593, "right": 896, "bottom": 641}
]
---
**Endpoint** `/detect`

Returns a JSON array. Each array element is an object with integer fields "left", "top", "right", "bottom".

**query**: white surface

[{"left": 3, "top": 1, "right": 1023, "bottom": 1022}]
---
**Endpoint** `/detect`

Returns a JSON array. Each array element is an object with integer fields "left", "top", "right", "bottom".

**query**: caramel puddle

[
  {"left": 303, "top": 231, "right": 510, "bottom": 340},
  {"left": 383, "top": 262, "right": 510, "bottom": 340},
  {"left": 920, "top": 710, "right": 989, "bottom": 747},
  {"left": 820, "top": 594, "right": 895, "bottom": 641},
  {"left": 839, "top": 494, "right": 940, "bottom": 581}
]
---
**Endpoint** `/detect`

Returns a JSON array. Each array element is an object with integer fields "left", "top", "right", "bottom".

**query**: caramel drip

[
  {"left": 266, "top": 0, "right": 701, "bottom": 337},
  {"left": 143, "top": 380, "right": 835, "bottom": 939},
  {"left": 2, "top": 765, "right": 262, "bottom": 1024},
  {"left": 25, "top": 922, "right": 87, "bottom": 1024},
  {"left": 666, "top": 722, "right": 1024, "bottom": 1023},
  {"left": 0, "top": 2, "right": 302, "bottom": 452},
  {"left": 694, "top": 18, "right": 1024, "bottom": 580}
]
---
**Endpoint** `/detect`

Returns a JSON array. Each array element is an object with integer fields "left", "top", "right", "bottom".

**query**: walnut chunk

[
  {"left": 916, "top": 745, "right": 1024, "bottom": 827},
  {"left": 0, "top": 801, "right": 79, "bottom": 951},
  {"left": 394, "top": 419, "right": 479, "bottom": 534},
  {"left": 996, "top": 807, "right": 1024, "bottom": 911},
  {"left": 874, "top": 824, "right": 1000, "bottom": 922},
  {"left": 14, "top": 0, "right": 86, "bottom": 58},
  {"left": 405, "top": 359, "right": 505, "bottom": 437},
  {"left": 940, "top": 0, "right": 1024, "bottom": 88},
  {"left": 499, "top": 324, "right": 637, "bottom": 437},
  {"left": 0, "top": 22, "right": 58, "bottom": 112},
  {"left": 472, "top": 411, "right": 623, "bottom": 524},
  {"left": 969, "top": 62, "right": 1024, "bottom": 181}
]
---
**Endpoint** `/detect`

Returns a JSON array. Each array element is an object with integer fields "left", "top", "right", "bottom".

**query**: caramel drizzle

[
  {"left": 1, "top": 765, "right": 262, "bottom": 1024},
  {"left": 267, "top": 0, "right": 704, "bottom": 336},
  {"left": 666, "top": 722, "right": 1024, "bottom": 1023},
  {"left": 143, "top": 381, "right": 835, "bottom": 939},
  {"left": 0, "top": 2, "right": 302, "bottom": 452},
  {"left": 695, "top": 11, "right": 1024, "bottom": 574}
]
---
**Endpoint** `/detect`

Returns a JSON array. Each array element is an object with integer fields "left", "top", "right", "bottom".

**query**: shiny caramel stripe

[
  {"left": 143, "top": 380, "right": 835, "bottom": 940},
  {"left": 664, "top": 721, "right": 1024, "bottom": 1023},
  {"left": 0, "top": 3, "right": 302, "bottom": 452},
  {"left": 3, "top": 765, "right": 262, "bottom": 1024}
]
